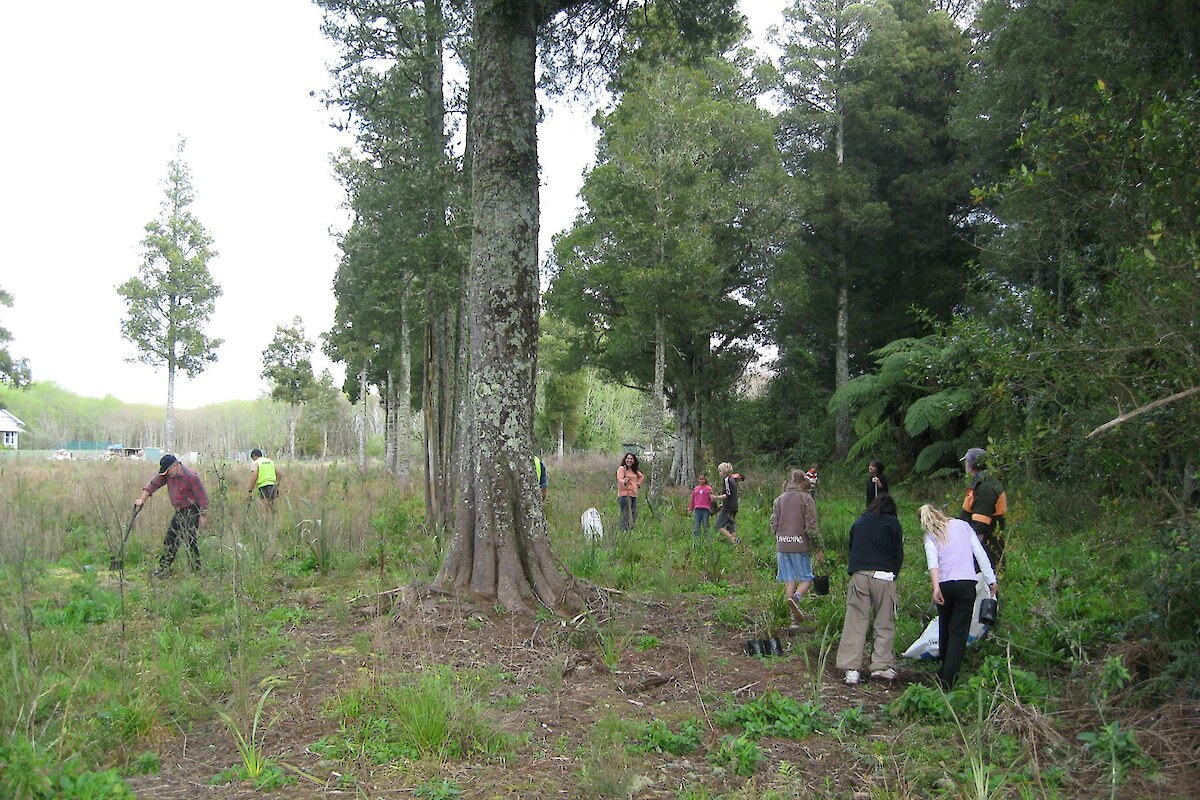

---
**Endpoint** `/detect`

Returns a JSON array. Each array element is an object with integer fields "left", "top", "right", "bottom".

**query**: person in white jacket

[{"left": 919, "top": 504, "right": 998, "bottom": 689}]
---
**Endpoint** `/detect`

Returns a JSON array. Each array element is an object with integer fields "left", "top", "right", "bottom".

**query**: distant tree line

[{"left": 0, "top": 381, "right": 364, "bottom": 460}]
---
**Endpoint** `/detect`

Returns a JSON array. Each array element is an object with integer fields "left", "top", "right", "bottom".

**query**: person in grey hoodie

[{"left": 835, "top": 494, "right": 905, "bottom": 685}]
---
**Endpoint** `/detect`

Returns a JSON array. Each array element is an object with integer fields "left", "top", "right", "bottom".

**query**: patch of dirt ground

[{"left": 125, "top": 586, "right": 1199, "bottom": 799}]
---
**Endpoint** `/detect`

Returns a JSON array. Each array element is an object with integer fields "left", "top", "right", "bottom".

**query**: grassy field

[{"left": 0, "top": 454, "right": 1195, "bottom": 799}]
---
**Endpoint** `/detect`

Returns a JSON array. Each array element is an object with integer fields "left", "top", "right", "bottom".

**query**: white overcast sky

[{"left": 1, "top": 0, "right": 785, "bottom": 409}]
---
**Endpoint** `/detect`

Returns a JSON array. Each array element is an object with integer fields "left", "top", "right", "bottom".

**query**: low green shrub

[
  {"left": 0, "top": 733, "right": 134, "bottom": 800},
  {"left": 414, "top": 778, "right": 463, "bottom": 800},
  {"left": 716, "top": 691, "right": 831, "bottom": 739},
  {"left": 959, "top": 654, "right": 1051, "bottom": 710},
  {"left": 1077, "top": 721, "right": 1157, "bottom": 777},
  {"left": 710, "top": 734, "right": 764, "bottom": 776},
  {"left": 632, "top": 718, "right": 701, "bottom": 755},
  {"left": 886, "top": 683, "right": 952, "bottom": 722},
  {"left": 1142, "top": 515, "right": 1200, "bottom": 642}
]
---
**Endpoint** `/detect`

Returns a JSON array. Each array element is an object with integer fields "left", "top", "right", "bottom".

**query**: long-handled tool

[{"left": 111, "top": 503, "right": 142, "bottom": 571}]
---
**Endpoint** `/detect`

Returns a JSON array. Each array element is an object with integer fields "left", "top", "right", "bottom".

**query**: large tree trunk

[
  {"left": 834, "top": 263, "right": 850, "bottom": 457},
  {"left": 385, "top": 371, "right": 397, "bottom": 473},
  {"left": 650, "top": 312, "right": 666, "bottom": 502},
  {"left": 423, "top": 307, "right": 457, "bottom": 531},
  {"left": 288, "top": 405, "right": 299, "bottom": 459},
  {"left": 396, "top": 292, "right": 412, "bottom": 484},
  {"left": 672, "top": 399, "right": 698, "bottom": 488},
  {"left": 833, "top": 55, "right": 851, "bottom": 459},
  {"left": 435, "top": 0, "right": 575, "bottom": 613},
  {"left": 165, "top": 362, "right": 176, "bottom": 452}
]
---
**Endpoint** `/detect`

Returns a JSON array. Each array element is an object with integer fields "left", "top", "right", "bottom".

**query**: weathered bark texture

[
  {"left": 435, "top": 0, "right": 576, "bottom": 613},
  {"left": 650, "top": 312, "right": 666, "bottom": 503},
  {"left": 672, "top": 400, "right": 698, "bottom": 488},
  {"left": 423, "top": 302, "right": 458, "bottom": 531},
  {"left": 834, "top": 266, "right": 850, "bottom": 457},
  {"left": 165, "top": 364, "right": 176, "bottom": 451},
  {"left": 385, "top": 371, "right": 396, "bottom": 473},
  {"left": 287, "top": 404, "right": 299, "bottom": 459},
  {"left": 396, "top": 298, "right": 411, "bottom": 484}
]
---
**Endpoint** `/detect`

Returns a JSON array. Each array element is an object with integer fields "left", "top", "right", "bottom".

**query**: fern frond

[
  {"left": 828, "top": 373, "right": 878, "bottom": 413},
  {"left": 848, "top": 421, "right": 892, "bottom": 461},
  {"left": 914, "top": 440, "right": 960, "bottom": 473},
  {"left": 873, "top": 337, "right": 930, "bottom": 359},
  {"left": 904, "top": 388, "right": 973, "bottom": 437},
  {"left": 854, "top": 399, "right": 889, "bottom": 433}
]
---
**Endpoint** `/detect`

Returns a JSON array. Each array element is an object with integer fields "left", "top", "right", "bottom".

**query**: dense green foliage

[
  {"left": 546, "top": 39, "right": 786, "bottom": 484},
  {"left": 824, "top": 0, "right": 1200, "bottom": 509}
]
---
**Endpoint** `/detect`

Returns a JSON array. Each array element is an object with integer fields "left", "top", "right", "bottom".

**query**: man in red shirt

[{"left": 136, "top": 453, "right": 209, "bottom": 576}]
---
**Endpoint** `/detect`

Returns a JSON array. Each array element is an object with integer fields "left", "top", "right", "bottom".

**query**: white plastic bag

[
  {"left": 581, "top": 507, "right": 604, "bottom": 542},
  {"left": 902, "top": 573, "right": 993, "bottom": 660}
]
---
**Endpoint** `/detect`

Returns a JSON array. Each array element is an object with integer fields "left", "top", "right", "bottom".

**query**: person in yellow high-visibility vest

[
  {"left": 248, "top": 448, "right": 281, "bottom": 509},
  {"left": 533, "top": 455, "right": 548, "bottom": 502}
]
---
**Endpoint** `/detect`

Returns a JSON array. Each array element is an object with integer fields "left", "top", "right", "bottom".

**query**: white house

[{"left": 0, "top": 409, "right": 25, "bottom": 449}]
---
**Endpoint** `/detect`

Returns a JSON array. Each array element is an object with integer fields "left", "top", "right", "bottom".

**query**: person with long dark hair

[
  {"left": 616, "top": 452, "right": 644, "bottom": 531},
  {"left": 866, "top": 460, "right": 889, "bottom": 508}
]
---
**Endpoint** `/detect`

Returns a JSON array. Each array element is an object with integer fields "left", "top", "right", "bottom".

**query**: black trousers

[
  {"left": 937, "top": 579, "right": 978, "bottom": 689},
  {"left": 968, "top": 519, "right": 1004, "bottom": 570},
  {"left": 160, "top": 505, "right": 201, "bottom": 570}
]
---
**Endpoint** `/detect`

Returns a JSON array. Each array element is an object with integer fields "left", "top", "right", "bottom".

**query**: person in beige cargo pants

[{"left": 836, "top": 494, "right": 905, "bottom": 685}]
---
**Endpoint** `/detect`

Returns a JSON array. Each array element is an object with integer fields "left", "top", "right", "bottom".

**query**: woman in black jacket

[{"left": 866, "top": 460, "right": 888, "bottom": 509}]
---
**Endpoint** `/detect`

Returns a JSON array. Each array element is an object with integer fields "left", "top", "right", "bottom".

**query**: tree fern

[
  {"left": 914, "top": 439, "right": 960, "bottom": 473},
  {"left": 827, "top": 373, "right": 879, "bottom": 412},
  {"left": 848, "top": 420, "right": 891, "bottom": 461},
  {"left": 904, "top": 388, "right": 973, "bottom": 437},
  {"left": 854, "top": 398, "right": 889, "bottom": 436}
]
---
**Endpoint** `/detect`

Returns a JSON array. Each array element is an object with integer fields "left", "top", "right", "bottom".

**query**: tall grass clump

[
  {"left": 573, "top": 711, "right": 640, "bottom": 799},
  {"left": 315, "top": 668, "right": 513, "bottom": 763}
]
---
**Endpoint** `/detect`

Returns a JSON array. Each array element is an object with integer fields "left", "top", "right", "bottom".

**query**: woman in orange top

[{"left": 616, "top": 452, "right": 645, "bottom": 531}]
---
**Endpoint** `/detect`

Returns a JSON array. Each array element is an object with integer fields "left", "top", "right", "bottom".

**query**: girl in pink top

[
  {"left": 688, "top": 474, "right": 714, "bottom": 541},
  {"left": 617, "top": 452, "right": 645, "bottom": 531}
]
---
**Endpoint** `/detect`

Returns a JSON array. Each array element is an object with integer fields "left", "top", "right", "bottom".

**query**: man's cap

[
  {"left": 960, "top": 447, "right": 987, "bottom": 468},
  {"left": 158, "top": 453, "right": 179, "bottom": 474}
]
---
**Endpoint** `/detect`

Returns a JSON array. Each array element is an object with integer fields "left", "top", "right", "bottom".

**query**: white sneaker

[
  {"left": 844, "top": 670, "right": 860, "bottom": 685},
  {"left": 871, "top": 667, "right": 898, "bottom": 681}
]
